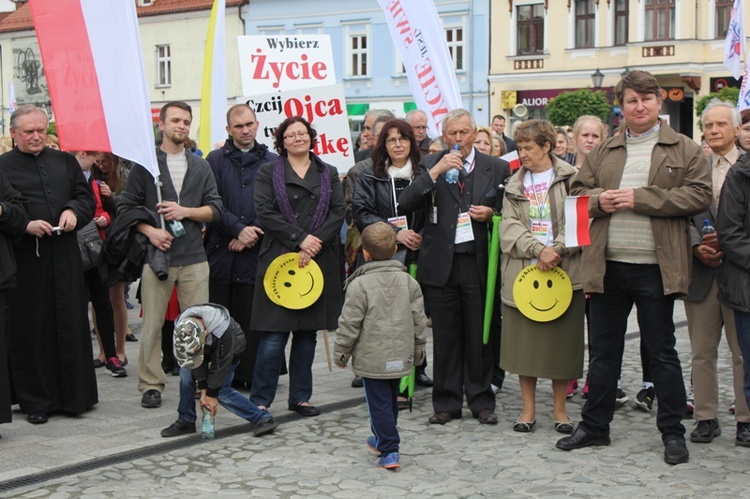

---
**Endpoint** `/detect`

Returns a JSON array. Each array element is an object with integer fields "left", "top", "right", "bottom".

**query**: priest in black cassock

[
  {"left": 0, "top": 168, "right": 27, "bottom": 434},
  {"left": 0, "top": 105, "right": 97, "bottom": 425}
]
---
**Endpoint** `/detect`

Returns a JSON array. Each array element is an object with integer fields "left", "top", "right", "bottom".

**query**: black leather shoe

[
  {"left": 664, "top": 438, "right": 689, "bottom": 465},
  {"left": 736, "top": 422, "right": 750, "bottom": 447},
  {"left": 477, "top": 409, "right": 498, "bottom": 425},
  {"left": 288, "top": 403, "right": 320, "bottom": 417},
  {"left": 415, "top": 373, "right": 433, "bottom": 387},
  {"left": 351, "top": 376, "right": 363, "bottom": 388},
  {"left": 141, "top": 389, "right": 162, "bottom": 408},
  {"left": 556, "top": 426, "right": 610, "bottom": 450},
  {"left": 428, "top": 411, "right": 461, "bottom": 424},
  {"left": 27, "top": 411, "right": 48, "bottom": 425},
  {"left": 690, "top": 418, "right": 720, "bottom": 443},
  {"left": 160, "top": 420, "right": 196, "bottom": 438}
]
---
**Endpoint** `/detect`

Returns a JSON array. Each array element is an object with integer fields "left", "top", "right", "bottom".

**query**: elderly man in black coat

[
  {"left": 399, "top": 109, "right": 511, "bottom": 426},
  {"left": 0, "top": 105, "right": 97, "bottom": 425}
]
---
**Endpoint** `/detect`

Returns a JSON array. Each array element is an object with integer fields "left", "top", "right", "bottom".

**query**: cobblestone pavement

[{"left": 2, "top": 304, "right": 749, "bottom": 497}]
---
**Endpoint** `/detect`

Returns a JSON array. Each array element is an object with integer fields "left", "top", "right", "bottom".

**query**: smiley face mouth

[
  {"left": 299, "top": 272, "right": 315, "bottom": 297},
  {"left": 528, "top": 299, "right": 558, "bottom": 312}
]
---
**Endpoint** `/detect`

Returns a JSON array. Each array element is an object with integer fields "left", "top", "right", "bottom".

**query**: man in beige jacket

[{"left": 556, "top": 70, "right": 711, "bottom": 465}]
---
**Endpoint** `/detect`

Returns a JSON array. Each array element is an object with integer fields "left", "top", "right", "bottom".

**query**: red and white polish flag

[
  {"left": 30, "top": 0, "right": 158, "bottom": 177},
  {"left": 500, "top": 150, "right": 521, "bottom": 172},
  {"left": 565, "top": 196, "right": 591, "bottom": 247}
]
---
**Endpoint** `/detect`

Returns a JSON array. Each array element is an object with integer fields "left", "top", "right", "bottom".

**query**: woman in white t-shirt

[{"left": 499, "top": 120, "right": 584, "bottom": 436}]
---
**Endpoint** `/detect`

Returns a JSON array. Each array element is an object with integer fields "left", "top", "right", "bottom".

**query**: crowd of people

[{"left": 1, "top": 69, "right": 750, "bottom": 470}]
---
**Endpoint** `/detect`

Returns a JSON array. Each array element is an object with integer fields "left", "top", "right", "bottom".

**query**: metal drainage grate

[{"left": 0, "top": 396, "right": 366, "bottom": 494}]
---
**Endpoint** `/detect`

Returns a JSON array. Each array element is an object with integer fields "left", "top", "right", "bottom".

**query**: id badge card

[
  {"left": 430, "top": 206, "right": 438, "bottom": 224},
  {"left": 454, "top": 212, "right": 475, "bottom": 244},
  {"left": 387, "top": 216, "right": 408, "bottom": 231}
]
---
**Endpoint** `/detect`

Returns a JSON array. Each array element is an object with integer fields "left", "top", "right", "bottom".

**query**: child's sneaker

[
  {"left": 729, "top": 399, "right": 736, "bottom": 414},
  {"left": 378, "top": 452, "right": 400, "bottom": 469},
  {"left": 567, "top": 379, "right": 578, "bottom": 399},
  {"left": 366, "top": 436, "right": 380, "bottom": 455},
  {"left": 581, "top": 378, "right": 589, "bottom": 399}
]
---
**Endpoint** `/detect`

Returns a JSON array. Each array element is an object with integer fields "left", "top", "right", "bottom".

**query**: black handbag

[{"left": 77, "top": 220, "right": 103, "bottom": 271}]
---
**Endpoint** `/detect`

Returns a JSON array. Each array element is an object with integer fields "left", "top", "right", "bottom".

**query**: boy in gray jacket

[
  {"left": 161, "top": 303, "right": 278, "bottom": 438},
  {"left": 335, "top": 222, "right": 428, "bottom": 470}
]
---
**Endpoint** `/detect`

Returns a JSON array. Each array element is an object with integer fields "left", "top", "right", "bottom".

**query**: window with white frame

[
  {"left": 613, "top": 0, "right": 628, "bottom": 46},
  {"left": 259, "top": 26, "right": 285, "bottom": 36},
  {"left": 644, "top": 0, "right": 675, "bottom": 41},
  {"left": 296, "top": 24, "right": 323, "bottom": 35},
  {"left": 138, "top": 0, "right": 154, "bottom": 6},
  {"left": 574, "top": 0, "right": 596, "bottom": 48},
  {"left": 345, "top": 25, "right": 369, "bottom": 77},
  {"left": 156, "top": 44, "right": 171, "bottom": 87},
  {"left": 444, "top": 25, "right": 464, "bottom": 70},
  {"left": 716, "top": 0, "right": 734, "bottom": 39},
  {"left": 517, "top": 3, "right": 545, "bottom": 55}
]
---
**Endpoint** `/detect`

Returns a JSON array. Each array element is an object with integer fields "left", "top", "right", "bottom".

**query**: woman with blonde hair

[
  {"left": 492, "top": 133, "right": 507, "bottom": 157},
  {"left": 473, "top": 126, "right": 494, "bottom": 155},
  {"left": 571, "top": 115, "right": 607, "bottom": 170}
]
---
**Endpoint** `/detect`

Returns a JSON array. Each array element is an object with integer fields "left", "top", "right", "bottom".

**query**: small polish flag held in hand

[
  {"left": 565, "top": 196, "right": 591, "bottom": 247},
  {"left": 500, "top": 150, "right": 521, "bottom": 172}
]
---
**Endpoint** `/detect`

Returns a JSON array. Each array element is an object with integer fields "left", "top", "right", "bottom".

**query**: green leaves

[{"left": 546, "top": 89, "right": 610, "bottom": 128}]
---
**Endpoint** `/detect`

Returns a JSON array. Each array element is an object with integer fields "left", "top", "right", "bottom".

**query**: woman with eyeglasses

[
  {"left": 352, "top": 119, "right": 432, "bottom": 402},
  {"left": 249, "top": 116, "right": 345, "bottom": 418}
]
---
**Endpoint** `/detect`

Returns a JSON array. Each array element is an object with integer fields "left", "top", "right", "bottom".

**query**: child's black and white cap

[{"left": 173, "top": 317, "right": 205, "bottom": 369}]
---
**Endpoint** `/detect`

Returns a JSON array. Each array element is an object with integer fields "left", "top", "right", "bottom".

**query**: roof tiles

[{"left": 0, "top": 0, "right": 247, "bottom": 33}]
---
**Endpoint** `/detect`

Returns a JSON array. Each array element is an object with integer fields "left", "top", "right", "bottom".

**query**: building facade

[
  {"left": 243, "top": 0, "right": 491, "bottom": 134},
  {"left": 489, "top": 0, "right": 743, "bottom": 139},
  {"left": 0, "top": 0, "right": 248, "bottom": 140}
]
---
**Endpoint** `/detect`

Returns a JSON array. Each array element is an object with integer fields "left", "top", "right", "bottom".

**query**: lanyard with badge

[
  {"left": 387, "top": 175, "right": 409, "bottom": 231},
  {"left": 529, "top": 170, "right": 554, "bottom": 247},
  {"left": 454, "top": 157, "right": 476, "bottom": 244}
]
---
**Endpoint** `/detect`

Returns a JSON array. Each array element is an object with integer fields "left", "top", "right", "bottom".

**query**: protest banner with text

[{"left": 240, "top": 84, "right": 354, "bottom": 172}]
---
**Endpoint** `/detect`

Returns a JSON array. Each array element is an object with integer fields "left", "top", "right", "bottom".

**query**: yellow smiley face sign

[
  {"left": 512, "top": 264, "right": 573, "bottom": 322},
  {"left": 264, "top": 253, "right": 324, "bottom": 310}
]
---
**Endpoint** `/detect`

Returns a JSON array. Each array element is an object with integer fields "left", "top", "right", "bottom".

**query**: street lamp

[{"left": 591, "top": 68, "right": 604, "bottom": 89}]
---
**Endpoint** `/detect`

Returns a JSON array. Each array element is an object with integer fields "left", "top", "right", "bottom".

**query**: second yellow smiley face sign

[
  {"left": 264, "top": 253, "right": 324, "bottom": 310},
  {"left": 512, "top": 264, "right": 573, "bottom": 322}
]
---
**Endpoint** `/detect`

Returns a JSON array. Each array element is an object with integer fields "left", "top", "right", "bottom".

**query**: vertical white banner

[{"left": 378, "top": 0, "right": 463, "bottom": 137}]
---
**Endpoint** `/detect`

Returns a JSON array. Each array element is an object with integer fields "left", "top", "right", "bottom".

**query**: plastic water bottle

[
  {"left": 702, "top": 219, "right": 715, "bottom": 236},
  {"left": 201, "top": 406, "right": 215, "bottom": 439},
  {"left": 446, "top": 144, "right": 461, "bottom": 184}
]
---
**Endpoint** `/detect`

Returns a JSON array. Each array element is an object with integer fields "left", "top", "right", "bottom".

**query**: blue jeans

[
  {"left": 250, "top": 330, "right": 317, "bottom": 408},
  {"left": 733, "top": 310, "right": 750, "bottom": 412},
  {"left": 580, "top": 262, "right": 686, "bottom": 443},
  {"left": 177, "top": 361, "right": 268, "bottom": 424}
]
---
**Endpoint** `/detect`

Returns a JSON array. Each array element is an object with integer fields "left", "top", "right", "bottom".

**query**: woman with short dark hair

[{"left": 249, "top": 116, "right": 345, "bottom": 417}]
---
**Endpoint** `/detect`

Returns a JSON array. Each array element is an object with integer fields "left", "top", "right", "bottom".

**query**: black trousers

[
  {"left": 209, "top": 282, "right": 259, "bottom": 387},
  {"left": 424, "top": 254, "right": 495, "bottom": 417},
  {"left": 84, "top": 268, "right": 116, "bottom": 360},
  {"left": 580, "top": 262, "right": 686, "bottom": 442}
]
